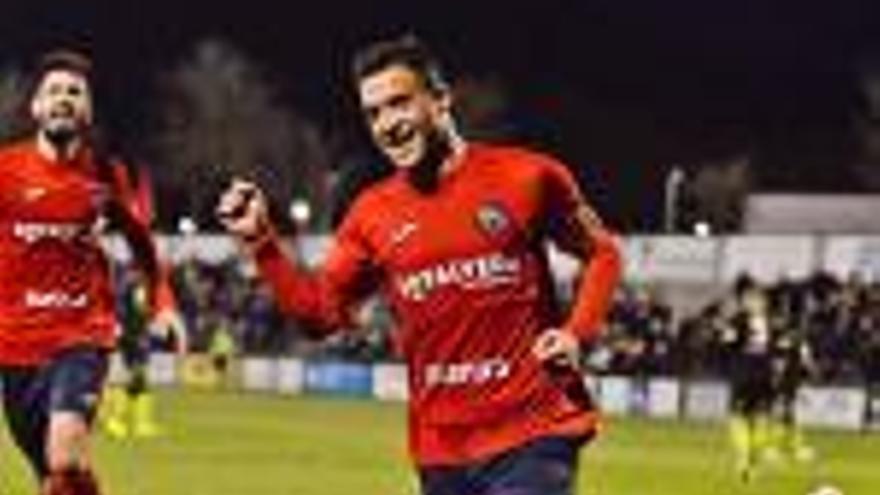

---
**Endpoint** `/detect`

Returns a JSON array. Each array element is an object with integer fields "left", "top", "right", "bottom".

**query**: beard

[
  {"left": 405, "top": 129, "right": 452, "bottom": 194},
  {"left": 42, "top": 121, "right": 78, "bottom": 152},
  {"left": 39, "top": 102, "right": 86, "bottom": 156}
]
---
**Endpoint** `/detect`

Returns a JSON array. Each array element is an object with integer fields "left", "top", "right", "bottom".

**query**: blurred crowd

[
  {"left": 598, "top": 272, "right": 880, "bottom": 386},
  {"left": 131, "top": 257, "right": 393, "bottom": 361},
  {"left": 118, "top": 257, "right": 880, "bottom": 386}
]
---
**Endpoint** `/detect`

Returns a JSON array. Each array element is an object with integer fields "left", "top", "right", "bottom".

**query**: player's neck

[
  {"left": 439, "top": 130, "right": 467, "bottom": 177},
  {"left": 35, "top": 132, "right": 83, "bottom": 163}
]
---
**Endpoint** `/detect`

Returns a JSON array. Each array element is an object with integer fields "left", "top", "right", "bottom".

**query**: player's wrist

[
  {"left": 561, "top": 327, "right": 582, "bottom": 355},
  {"left": 240, "top": 222, "right": 275, "bottom": 250},
  {"left": 246, "top": 228, "right": 286, "bottom": 263},
  {"left": 558, "top": 325, "right": 586, "bottom": 345}
]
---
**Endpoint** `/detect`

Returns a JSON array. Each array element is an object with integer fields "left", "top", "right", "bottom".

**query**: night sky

[{"left": 1, "top": 1, "right": 878, "bottom": 230}]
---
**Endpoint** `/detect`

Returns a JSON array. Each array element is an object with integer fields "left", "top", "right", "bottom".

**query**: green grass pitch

[{"left": 1, "top": 389, "right": 877, "bottom": 494}]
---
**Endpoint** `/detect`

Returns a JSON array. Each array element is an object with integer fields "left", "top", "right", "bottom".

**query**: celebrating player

[
  {"left": 218, "top": 34, "right": 622, "bottom": 495},
  {"left": 0, "top": 49, "right": 181, "bottom": 495}
]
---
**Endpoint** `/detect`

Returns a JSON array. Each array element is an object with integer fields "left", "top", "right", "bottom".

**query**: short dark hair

[
  {"left": 35, "top": 48, "right": 93, "bottom": 82},
  {"left": 351, "top": 34, "right": 449, "bottom": 94},
  {"left": 28, "top": 48, "right": 94, "bottom": 102}
]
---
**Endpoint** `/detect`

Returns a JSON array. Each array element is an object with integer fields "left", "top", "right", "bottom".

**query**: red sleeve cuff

[{"left": 563, "top": 230, "right": 622, "bottom": 342}]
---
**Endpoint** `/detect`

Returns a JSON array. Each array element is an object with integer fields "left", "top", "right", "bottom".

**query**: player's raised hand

[
  {"left": 533, "top": 328, "right": 580, "bottom": 371},
  {"left": 216, "top": 178, "right": 270, "bottom": 243}
]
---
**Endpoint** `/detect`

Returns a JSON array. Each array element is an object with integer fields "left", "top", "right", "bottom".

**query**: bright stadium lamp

[
  {"left": 177, "top": 216, "right": 198, "bottom": 235},
  {"left": 289, "top": 199, "right": 312, "bottom": 225}
]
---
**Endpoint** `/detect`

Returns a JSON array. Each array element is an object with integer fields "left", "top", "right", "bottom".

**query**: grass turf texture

[{"left": 1, "top": 390, "right": 877, "bottom": 494}]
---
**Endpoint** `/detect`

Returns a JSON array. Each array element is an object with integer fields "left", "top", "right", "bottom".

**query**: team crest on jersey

[{"left": 475, "top": 201, "right": 512, "bottom": 238}]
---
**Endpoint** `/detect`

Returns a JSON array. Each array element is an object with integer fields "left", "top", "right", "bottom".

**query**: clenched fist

[{"left": 216, "top": 178, "right": 270, "bottom": 243}]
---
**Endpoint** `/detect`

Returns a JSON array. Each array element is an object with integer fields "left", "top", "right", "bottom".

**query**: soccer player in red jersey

[
  {"left": 218, "top": 35, "right": 622, "bottom": 495},
  {"left": 0, "top": 50, "right": 181, "bottom": 495}
]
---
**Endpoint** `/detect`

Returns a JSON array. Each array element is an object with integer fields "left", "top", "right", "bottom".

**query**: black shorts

[
  {"left": 775, "top": 371, "right": 802, "bottom": 403},
  {"left": 0, "top": 346, "right": 108, "bottom": 478},
  {"left": 730, "top": 354, "right": 774, "bottom": 415},
  {"left": 119, "top": 334, "right": 150, "bottom": 369},
  {"left": 418, "top": 435, "right": 586, "bottom": 495}
]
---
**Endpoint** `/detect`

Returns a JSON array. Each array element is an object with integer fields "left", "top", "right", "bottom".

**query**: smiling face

[
  {"left": 358, "top": 64, "right": 452, "bottom": 170},
  {"left": 30, "top": 69, "right": 93, "bottom": 141}
]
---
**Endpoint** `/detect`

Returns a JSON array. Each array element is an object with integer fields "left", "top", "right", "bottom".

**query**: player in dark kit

[
  {"left": 218, "top": 35, "right": 622, "bottom": 495},
  {"left": 764, "top": 280, "right": 816, "bottom": 463},
  {"left": 0, "top": 50, "right": 179, "bottom": 495},
  {"left": 724, "top": 278, "right": 776, "bottom": 480},
  {"left": 103, "top": 265, "right": 179, "bottom": 439},
  {"left": 767, "top": 322, "right": 815, "bottom": 462}
]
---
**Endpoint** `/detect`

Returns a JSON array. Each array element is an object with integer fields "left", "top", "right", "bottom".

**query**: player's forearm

[
  {"left": 250, "top": 234, "right": 345, "bottom": 336},
  {"left": 563, "top": 228, "right": 622, "bottom": 342},
  {"left": 115, "top": 203, "right": 175, "bottom": 314}
]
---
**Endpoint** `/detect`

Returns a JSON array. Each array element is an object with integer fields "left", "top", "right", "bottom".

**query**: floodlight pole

[{"left": 665, "top": 166, "right": 685, "bottom": 233}]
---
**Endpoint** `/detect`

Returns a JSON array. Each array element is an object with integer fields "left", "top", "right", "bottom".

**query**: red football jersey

[
  {"left": 254, "top": 143, "right": 621, "bottom": 465},
  {"left": 0, "top": 140, "right": 173, "bottom": 365}
]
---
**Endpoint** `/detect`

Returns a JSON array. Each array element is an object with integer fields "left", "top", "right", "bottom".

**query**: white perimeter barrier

[
  {"left": 102, "top": 234, "right": 880, "bottom": 285},
  {"left": 120, "top": 354, "right": 871, "bottom": 431}
]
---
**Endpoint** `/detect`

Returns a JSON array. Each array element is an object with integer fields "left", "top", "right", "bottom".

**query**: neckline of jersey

[
  {"left": 26, "top": 138, "right": 94, "bottom": 176},
  {"left": 394, "top": 141, "right": 482, "bottom": 198}
]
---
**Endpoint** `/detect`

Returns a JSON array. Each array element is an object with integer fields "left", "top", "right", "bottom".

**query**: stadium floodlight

[
  {"left": 177, "top": 216, "right": 198, "bottom": 235},
  {"left": 693, "top": 221, "right": 711, "bottom": 238},
  {"left": 289, "top": 199, "right": 311, "bottom": 225}
]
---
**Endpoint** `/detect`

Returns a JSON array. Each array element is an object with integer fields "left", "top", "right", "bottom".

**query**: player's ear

[
  {"left": 29, "top": 92, "right": 42, "bottom": 122},
  {"left": 82, "top": 90, "right": 95, "bottom": 124},
  {"left": 435, "top": 87, "right": 453, "bottom": 114}
]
